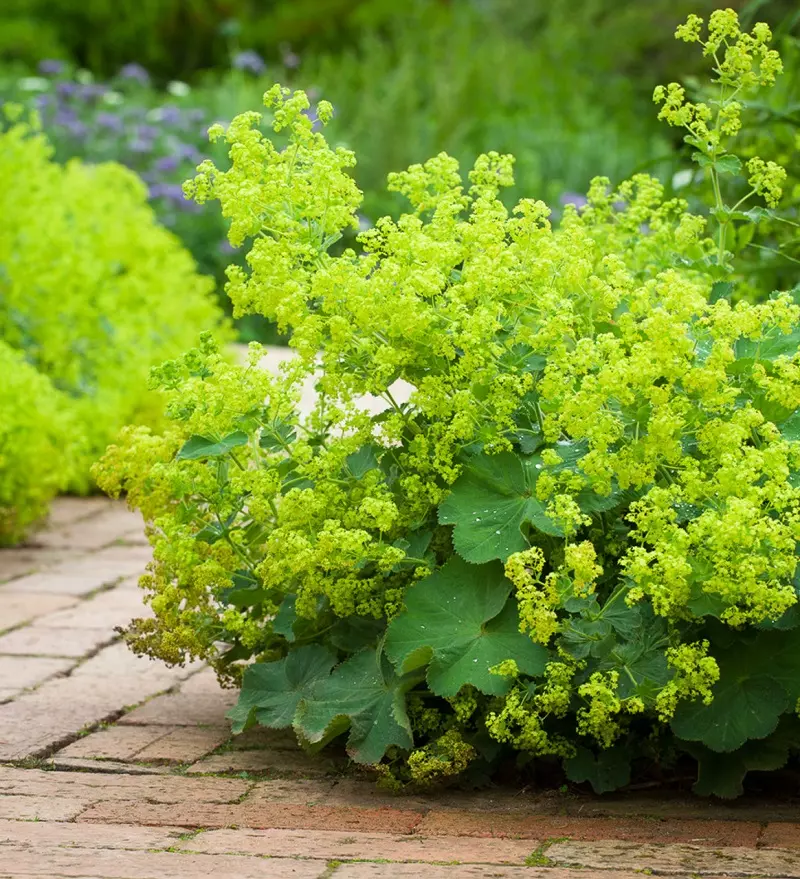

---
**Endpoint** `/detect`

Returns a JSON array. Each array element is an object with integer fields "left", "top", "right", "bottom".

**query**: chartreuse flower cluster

[
  {"left": 97, "top": 12, "right": 800, "bottom": 798},
  {"left": 0, "top": 108, "right": 229, "bottom": 512},
  {"left": 0, "top": 342, "right": 80, "bottom": 545},
  {"left": 655, "top": 10, "right": 798, "bottom": 295}
]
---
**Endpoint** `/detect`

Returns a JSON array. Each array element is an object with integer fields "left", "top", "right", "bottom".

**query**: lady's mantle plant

[
  {"left": 0, "top": 108, "right": 228, "bottom": 494},
  {"left": 96, "top": 10, "right": 800, "bottom": 797}
]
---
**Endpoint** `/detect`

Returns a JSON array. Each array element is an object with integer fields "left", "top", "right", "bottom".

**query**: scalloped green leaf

[
  {"left": 683, "top": 717, "right": 798, "bottom": 798},
  {"left": 735, "top": 324, "right": 800, "bottom": 363},
  {"left": 672, "top": 668, "right": 793, "bottom": 752},
  {"left": 438, "top": 451, "right": 563, "bottom": 563},
  {"left": 294, "top": 648, "right": 418, "bottom": 764},
  {"left": 564, "top": 745, "right": 631, "bottom": 794},
  {"left": 385, "top": 556, "right": 548, "bottom": 696},
  {"left": 779, "top": 411, "right": 800, "bottom": 443},
  {"left": 259, "top": 419, "right": 296, "bottom": 452},
  {"left": 178, "top": 430, "right": 249, "bottom": 460},
  {"left": 228, "top": 644, "right": 337, "bottom": 734}
]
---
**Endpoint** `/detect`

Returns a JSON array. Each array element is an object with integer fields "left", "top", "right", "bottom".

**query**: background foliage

[{"left": 0, "top": 113, "right": 226, "bottom": 536}]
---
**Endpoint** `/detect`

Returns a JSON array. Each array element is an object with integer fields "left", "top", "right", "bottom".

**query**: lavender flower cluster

[{"left": 29, "top": 59, "right": 207, "bottom": 221}]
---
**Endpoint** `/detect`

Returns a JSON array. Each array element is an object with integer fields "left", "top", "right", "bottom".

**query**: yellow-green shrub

[
  {"left": 0, "top": 341, "right": 78, "bottom": 544},
  {"left": 0, "top": 113, "right": 229, "bottom": 492}
]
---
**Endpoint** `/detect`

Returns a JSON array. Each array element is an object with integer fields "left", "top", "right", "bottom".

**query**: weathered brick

[
  {"left": 321, "top": 778, "right": 440, "bottom": 813},
  {"left": 761, "top": 823, "right": 800, "bottom": 848},
  {"left": 47, "top": 756, "right": 171, "bottom": 774},
  {"left": 70, "top": 641, "right": 180, "bottom": 678},
  {"left": 0, "top": 655, "right": 73, "bottom": 690},
  {"left": 45, "top": 495, "right": 117, "bottom": 527},
  {"left": 0, "top": 847, "right": 327, "bottom": 878},
  {"left": 0, "top": 650, "right": 190, "bottom": 759},
  {"left": 134, "top": 726, "right": 229, "bottom": 764},
  {"left": 0, "top": 794, "right": 91, "bottom": 821},
  {"left": 241, "top": 779, "right": 336, "bottom": 804},
  {"left": 0, "top": 625, "right": 115, "bottom": 658},
  {"left": 334, "top": 866, "right": 652, "bottom": 879},
  {"left": 120, "top": 669, "right": 237, "bottom": 727},
  {"left": 0, "top": 767, "right": 250, "bottom": 804},
  {"left": 0, "top": 816, "right": 180, "bottom": 850},
  {"left": 0, "top": 546, "right": 82, "bottom": 583},
  {"left": 1, "top": 570, "right": 120, "bottom": 597},
  {"left": 33, "top": 506, "right": 144, "bottom": 551},
  {"left": 34, "top": 588, "right": 151, "bottom": 631},
  {"left": 413, "top": 810, "right": 761, "bottom": 846},
  {"left": 181, "top": 827, "right": 536, "bottom": 864},
  {"left": 546, "top": 839, "right": 800, "bottom": 877},
  {"left": 77, "top": 800, "right": 424, "bottom": 833},
  {"left": 56, "top": 724, "right": 171, "bottom": 761},
  {"left": 228, "top": 725, "right": 301, "bottom": 751},
  {"left": 187, "top": 749, "right": 335, "bottom": 777},
  {"left": 0, "top": 592, "right": 78, "bottom": 633}
]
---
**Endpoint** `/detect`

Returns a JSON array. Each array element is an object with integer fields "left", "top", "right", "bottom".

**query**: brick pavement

[{"left": 1, "top": 498, "right": 800, "bottom": 878}]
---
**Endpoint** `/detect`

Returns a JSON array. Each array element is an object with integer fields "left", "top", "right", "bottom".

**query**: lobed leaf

[{"left": 385, "top": 556, "right": 548, "bottom": 696}]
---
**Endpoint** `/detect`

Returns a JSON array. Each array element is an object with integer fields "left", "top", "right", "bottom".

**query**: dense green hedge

[
  {"left": 0, "top": 112, "right": 228, "bottom": 540},
  {"left": 0, "top": 342, "right": 78, "bottom": 545}
]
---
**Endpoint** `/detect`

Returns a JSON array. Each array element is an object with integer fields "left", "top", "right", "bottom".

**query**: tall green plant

[{"left": 97, "top": 11, "right": 800, "bottom": 797}]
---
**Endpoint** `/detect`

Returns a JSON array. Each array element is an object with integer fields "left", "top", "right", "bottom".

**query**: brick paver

[{"left": 2, "top": 495, "right": 800, "bottom": 879}]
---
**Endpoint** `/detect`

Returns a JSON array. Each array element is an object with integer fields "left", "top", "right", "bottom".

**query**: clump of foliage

[
  {"left": 97, "top": 10, "right": 800, "bottom": 798},
  {"left": 1, "top": 60, "right": 285, "bottom": 342},
  {"left": 0, "top": 108, "right": 228, "bottom": 493},
  {"left": 0, "top": 342, "right": 79, "bottom": 545}
]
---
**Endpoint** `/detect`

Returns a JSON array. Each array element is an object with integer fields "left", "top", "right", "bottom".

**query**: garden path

[{"left": 1, "top": 499, "right": 800, "bottom": 876}]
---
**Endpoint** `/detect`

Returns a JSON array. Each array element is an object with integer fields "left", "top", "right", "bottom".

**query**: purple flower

[
  {"left": 59, "top": 117, "right": 88, "bottom": 138},
  {"left": 186, "top": 108, "right": 205, "bottom": 123},
  {"left": 34, "top": 94, "right": 55, "bottom": 111},
  {"left": 53, "top": 107, "right": 78, "bottom": 127},
  {"left": 178, "top": 198, "right": 203, "bottom": 213},
  {"left": 282, "top": 48, "right": 300, "bottom": 70},
  {"left": 158, "top": 105, "right": 183, "bottom": 126},
  {"left": 79, "top": 83, "right": 108, "bottom": 101},
  {"left": 129, "top": 138, "right": 153, "bottom": 154},
  {"left": 38, "top": 59, "right": 65, "bottom": 76},
  {"left": 95, "top": 111, "right": 124, "bottom": 132},
  {"left": 135, "top": 123, "right": 160, "bottom": 141},
  {"left": 149, "top": 182, "right": 185, "bottom": 201},
  {"left": 56, "top": 81, "right": 79, "bottom": 98},
  {"left": 232, "top": 50, "right": 266, "bottom": 75},
  {"left": 172, "top": 142, "right": 202, "bottom": 163},
  {"left": 119, "top": 63, "right": 150, "bottom": 86},
  {"left": 559, "top": 192, "right": 588, "bottom": 210},
  {"left": 154, "top": 155, "right": 180, "bottom": 173},
  {"left": 303, "top": 107, "right": 320, "bottom": 129}
]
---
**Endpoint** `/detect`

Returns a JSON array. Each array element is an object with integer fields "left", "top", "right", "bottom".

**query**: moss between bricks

[{"left": 525, "top": 837, "right": 570, "bottom": 867}]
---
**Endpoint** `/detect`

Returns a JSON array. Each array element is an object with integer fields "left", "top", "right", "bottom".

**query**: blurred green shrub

[
  {"left": 0, "top": 0, "right": 391, "bottom": 80},
  {"left": 300, "top": 6, "right": 677, "bottom": 222},
  {"left": 0, "top": 0, "right": 748, "bottom": 82},
  {"left": 0, "top": 342, "right": 78, "bottom": 545},
  {"left": 0, "top": 112, "right": 230, "bottom": 497}
]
